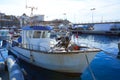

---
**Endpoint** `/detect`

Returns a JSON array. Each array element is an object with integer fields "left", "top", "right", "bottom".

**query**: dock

[{"left": 71, "top": 30, "right": 120, "bottom": 36}]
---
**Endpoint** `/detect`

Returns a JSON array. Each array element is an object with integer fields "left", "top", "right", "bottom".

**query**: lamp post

[{"left": 90, "top": 8, "right": 96, "bottom": 23}]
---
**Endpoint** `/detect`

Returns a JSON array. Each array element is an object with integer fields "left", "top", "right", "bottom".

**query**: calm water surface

[{"left": 76, "top": 34, "right": 120, "bottom": 80}]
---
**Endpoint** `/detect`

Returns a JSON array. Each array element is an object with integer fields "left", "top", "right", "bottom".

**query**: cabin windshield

[
  {"left": 33, "top": 31, "right": 41, "bottom": 38},
  {"left": 32, "top": 30, "right": 51, "bottom": 38},
  {"left": 46, "top": 31, "right": 51, "bottom": 38}
]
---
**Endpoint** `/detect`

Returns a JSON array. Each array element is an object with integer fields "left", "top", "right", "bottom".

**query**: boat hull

[{"left": 8, "top": 44, "right": 99, "bottom": 74}]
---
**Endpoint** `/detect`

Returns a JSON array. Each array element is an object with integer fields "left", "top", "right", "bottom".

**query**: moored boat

[
  {"left": 0, "top": 28, "right": 11, "bottom": 40},
  {"left": 7, "top": 25, "right": 101, "bottom": 74}
]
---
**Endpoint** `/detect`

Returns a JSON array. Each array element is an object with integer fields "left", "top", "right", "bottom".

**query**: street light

[{"left": 90, "top": 8, "right": 96, "bottom": 23}]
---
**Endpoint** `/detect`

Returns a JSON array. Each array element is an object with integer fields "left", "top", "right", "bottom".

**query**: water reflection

[{"left": 72, "top": 34, "right": 120, "bottom": 55}]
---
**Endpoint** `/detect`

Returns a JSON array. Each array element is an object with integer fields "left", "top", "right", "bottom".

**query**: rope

[
  {"left": 85, "top": 53, "right": 96, "bottom": 80},
  {"left": 84, "top": 47, "right": 120, "bottom": 80}
]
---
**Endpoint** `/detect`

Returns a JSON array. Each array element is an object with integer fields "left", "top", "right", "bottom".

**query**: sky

[{"left": 0, "top": 0, "right": 120, "bottom": 23}]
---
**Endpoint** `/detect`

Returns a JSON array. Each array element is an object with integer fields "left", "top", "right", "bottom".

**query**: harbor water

[
  {"left": 1, "top": 34, "right": 120, "bottom": 80},
  {"left": 76, "top": 34, "right": 120, "bottom": 80}
]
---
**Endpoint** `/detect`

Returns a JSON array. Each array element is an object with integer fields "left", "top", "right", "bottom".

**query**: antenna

[
  {"left": 27, "top": 6, "right": 37, "bottom": 16},
  {"left": 25, "top": 0, "right": 37, "bottom": 16}
]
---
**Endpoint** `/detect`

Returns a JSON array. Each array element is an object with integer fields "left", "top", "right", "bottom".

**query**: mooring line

[{"left": 85, "top": 53, "right": 96, "bottom": 80}]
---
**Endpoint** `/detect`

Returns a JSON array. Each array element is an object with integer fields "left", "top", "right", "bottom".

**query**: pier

[
  {"left": 71, "top": 21, "right": 120, "bottom": 36},
  {"left": 74, "top": 21, "right": 120, "bottom": 25},
  {"left": 71, "top": 30, "right": 120, "bottom": 36}
]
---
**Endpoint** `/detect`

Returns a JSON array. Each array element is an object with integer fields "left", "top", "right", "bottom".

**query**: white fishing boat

[{"left": 7, "top": 25, "right": 101, "bottom": 74}]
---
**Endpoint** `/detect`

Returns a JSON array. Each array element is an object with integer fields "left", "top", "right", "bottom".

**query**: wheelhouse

[{"left": 21, "top": 26, "right": 54, "bottom": 51}]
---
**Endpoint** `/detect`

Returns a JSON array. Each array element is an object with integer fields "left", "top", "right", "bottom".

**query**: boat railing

[
  {"left": 21, "top": 43, "right": 49, "bottom": 52},
  {"left": 11, "top": 41, "right": 49, "bottom": 52}
]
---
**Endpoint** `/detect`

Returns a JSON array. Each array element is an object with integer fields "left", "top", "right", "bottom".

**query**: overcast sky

[{"left": 0, "top": 0, "right": 120, "bottom": 23}]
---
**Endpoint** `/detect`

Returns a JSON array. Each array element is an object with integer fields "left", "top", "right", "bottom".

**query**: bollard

[
  {"left": 6, "top": 55, "right": 24, "bottom": 80},
  {"left": 117, "top": 42, "right": 120, "bottom": 59}
]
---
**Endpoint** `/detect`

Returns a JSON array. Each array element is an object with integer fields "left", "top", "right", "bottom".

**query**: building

[
  {"left": 31, "top": 15, "right": 44, "bottom": 22},
  {"left": 0, "top": 12, "right": 20, "bottom": 28}
]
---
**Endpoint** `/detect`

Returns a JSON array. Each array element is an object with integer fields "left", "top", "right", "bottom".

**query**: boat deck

[{"left": 52, "top": 47, "right": 101, "bottom": 53}]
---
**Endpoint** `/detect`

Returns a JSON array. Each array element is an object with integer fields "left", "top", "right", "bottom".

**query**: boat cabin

[{"left": 21, "top": 26, "right": 56, "bottom": 51}]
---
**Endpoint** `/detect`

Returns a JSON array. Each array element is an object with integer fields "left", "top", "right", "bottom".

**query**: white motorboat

[{"left": 7, "top": 25, "right": 101, "bottom": 74}]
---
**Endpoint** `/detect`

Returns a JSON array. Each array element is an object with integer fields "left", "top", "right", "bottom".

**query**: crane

[
  {"left": 26, "top": 5, "right": 37, "bottom": 26},
  {"left": 25, "top": 0, "right": 37, "bottom": 16},
  {"left": 26, "top": 5, "right": 37, "bottom": 17}
]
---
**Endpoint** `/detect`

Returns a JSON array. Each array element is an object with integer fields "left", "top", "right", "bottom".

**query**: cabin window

[
  {"left": 26, "top": 31, "right": 32, "bottom": 38},
  {"left": 29, "top": 31, "right": 33, "bottom": 38},
  {"left": 33, "top": 31, "right": 41, "bottom": 38},
  {"left": 26, "top": 31, "right": 29, "bottom": 38},
  {"left": 46, "top": 31, "right": 51, "bottom": 38},
  {"left": 42, "top": 32, "right": 46, "bottom": 38}
]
